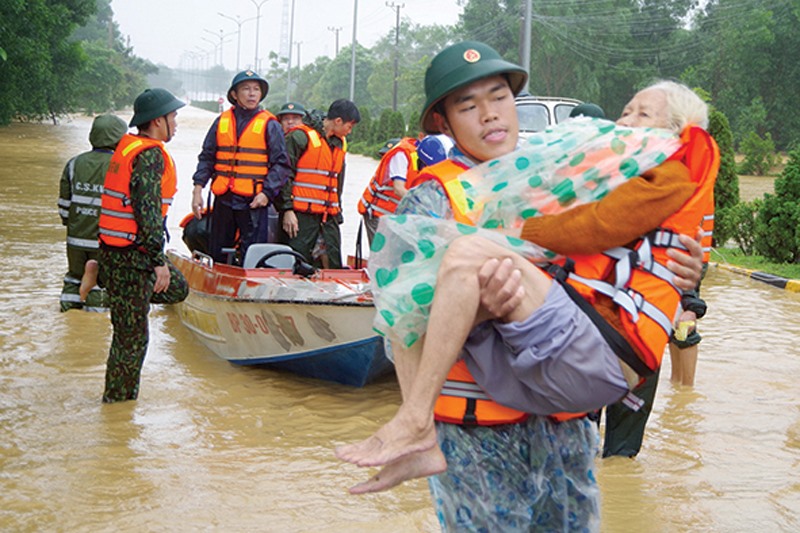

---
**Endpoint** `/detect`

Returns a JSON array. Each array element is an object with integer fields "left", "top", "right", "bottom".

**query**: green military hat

[
  {"left": 129, "top": 88, "right": 185, "bottom": 128},
  {"left": 569, "top": 102, "right": 606, "bottom": 119},
  {"left": 227, "top": 70, "right": 269, "bottom": 105},
  {"left": 421, "top": 41, "right": 528, "bottom": 134},
  {"left": 378, "top": 137, "right": 402, "bottom": 155},
  {"left": 276, "top": 101, "right": 307, "bottom": 117}
]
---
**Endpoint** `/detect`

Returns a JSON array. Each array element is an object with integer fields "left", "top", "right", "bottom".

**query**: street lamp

[
  {"left": 218, "top": 12, "right": 258, "bottom": 71},
  {"left": 249, "top": 0, "right": 269, "bottom": 72},
  {"left": 201, "top": 36, "right": 221, "bottom": 67},
  {"left": 204, "top": 28, "right": 233, "bottom": 68}
]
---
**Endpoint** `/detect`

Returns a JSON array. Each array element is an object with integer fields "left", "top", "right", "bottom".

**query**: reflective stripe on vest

[
  {"left": 211, "top": 109, "right": 274, "bottom": 197},
  {"left": 358, "top": 137, "right": 418, "bottom": 217},
  {"left": 291, "top": 124, "right": 345, "bottom": 217},
  {"left": 98, "top": 134, "right": 177, "bottom": 248}
]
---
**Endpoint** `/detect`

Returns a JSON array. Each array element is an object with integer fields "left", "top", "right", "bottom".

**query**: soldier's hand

[
  {"left": 154, "top": 265, "right": 170, "bottom": 293},
  {"left": 283, "top": 210, "right": 299, "bottom": 238},
  {"left": 667, "top": 229, "right": 703, "bottom": 291},
  {"left": 478, "top": 257, "right": 525, "bottom": 321},
  {"left": 192, "top": 187, "right": 204, "bottom": 220},
  {"left": 250, "top": 191, "right": 268, "bottom": 209}
]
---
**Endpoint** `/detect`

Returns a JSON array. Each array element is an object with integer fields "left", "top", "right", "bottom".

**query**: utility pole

[
  {"left": 287, "top": 0, "right": 296, "bottom": 102},
  {"left": 521, "top": 0, "right": 532, "bottom": 94},
  {"left": 386, "top": 2, "right": 404, "bottom": 112},
  {"left": 328, "top": 26, "right": 342, "bottom": 56},
  {"left": 349, "top": 0, "right": 358, "bottom": 101},
  {"left": 295, "top": 42, "right": 302, "bottom": 84}
]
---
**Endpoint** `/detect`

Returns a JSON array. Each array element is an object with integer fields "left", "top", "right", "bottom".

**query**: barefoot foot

[
  {"left": 79, "top": 260, "right": 99, "bottom": 301},
  {"left": 349, "top": 446, "right": 447, "bottom": 495},
  {"left": 335, "top": 410, "right": 437, "bottom": 467}
]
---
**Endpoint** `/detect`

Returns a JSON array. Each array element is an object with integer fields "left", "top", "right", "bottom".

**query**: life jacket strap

[{"left": 546, "top": 263, "right": 654, "bottom": 379}]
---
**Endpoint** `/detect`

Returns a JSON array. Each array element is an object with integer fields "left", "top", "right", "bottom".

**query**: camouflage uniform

[
  {"left": 100, "top": 147, "right": 188, "bottom": 403},
  {"left": 57, "top": 115, "right": 126, "bottom": 312}
]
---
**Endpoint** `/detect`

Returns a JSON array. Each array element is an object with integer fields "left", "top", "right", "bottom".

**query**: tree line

[{"left": 2, "top": 0, "right": 798, "bottom": 152}]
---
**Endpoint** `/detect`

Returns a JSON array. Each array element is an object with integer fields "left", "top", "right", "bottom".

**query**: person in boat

[
  {"left": 276, "top": 101, "right": 307, "bottom": 134},
  {"left": 82, "top": 88, "right": 189, "bottom": 403},
  {"left": 335, "top": 41, "right": 709, "bottom": 530},
  {"left": 357, "top": 137, "right": 420, "bottom": 245},
  {"left": 58, "top": 114, "right": 127, "bottom": 312},
  {"left": 191, "top": 70, "right": 291, "bottom": 265},
  {"left": 276, "top": 99, "right": 361, "bottom": 269}
]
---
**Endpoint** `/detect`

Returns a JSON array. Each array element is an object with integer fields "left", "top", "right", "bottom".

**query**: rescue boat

[{"left": 167, "top": 245, "right": 392, "bottom": 387}]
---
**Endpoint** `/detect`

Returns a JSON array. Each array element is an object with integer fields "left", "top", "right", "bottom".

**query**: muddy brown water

[{"left": 1, "top": 108, "right": 798, "bottom": 532}]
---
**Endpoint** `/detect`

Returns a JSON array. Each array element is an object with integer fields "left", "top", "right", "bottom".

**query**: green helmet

[
  {"left": 129, "top": 88, "right": 185, "bottom": 127},
  {"left": 228, "top": 70, "right": 269, "bottom": 105},
  {"left": 420, "top": 41, "right": 528, "bottom": 134},
  {"left": 378, "top": 138, "right": 402, "bottom": 155},
  {"left": 276, "top": 101, "right": 307, "bottom": 117}
]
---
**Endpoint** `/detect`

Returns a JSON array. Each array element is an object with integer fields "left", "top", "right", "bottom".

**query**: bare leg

[
  {"left": 79, "top": 259, "right": 99, "bottom": 301},
  {"left": 336, "top": 236, "right": 550, "bottom": 467},
  {"left": 669, "top": 343, "right": 698, "bottom": 387},
  {"left": 347, "top": 336, "right": 447, "bottom": 494}
]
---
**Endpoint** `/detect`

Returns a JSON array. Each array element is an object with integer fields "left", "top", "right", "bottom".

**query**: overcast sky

[{"left": 111, "top": 0, "right": 463, "bottom": 72}]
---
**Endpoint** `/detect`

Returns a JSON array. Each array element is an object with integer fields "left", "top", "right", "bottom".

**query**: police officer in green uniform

[
  {"left": 58, "top": 114, "right": 127, "bottom": 312},
  {"left": 95, "top": 88, "right": 189, "bottom": 403}
]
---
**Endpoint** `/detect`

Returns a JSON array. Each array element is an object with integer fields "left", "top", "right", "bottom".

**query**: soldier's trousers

[{"left": 101, "top": 257, "right": 188, "bottom": 403}]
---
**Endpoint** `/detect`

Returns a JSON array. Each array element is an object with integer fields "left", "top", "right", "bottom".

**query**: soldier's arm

[{"left": 130, "top": 148, "right": 167, "bottom": 268}]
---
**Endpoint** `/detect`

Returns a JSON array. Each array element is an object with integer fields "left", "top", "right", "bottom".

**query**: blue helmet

[{"left": 416, "top": 134, "right": 455, "bottom": 168}]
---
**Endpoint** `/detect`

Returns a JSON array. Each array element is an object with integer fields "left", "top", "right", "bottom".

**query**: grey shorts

[{"left": 463, "top": 280, "right": 629, "bottom": 415}]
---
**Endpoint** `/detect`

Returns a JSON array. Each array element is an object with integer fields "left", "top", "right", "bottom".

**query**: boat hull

[{"left": 169, "top": 251, "right": 393, "bottom": 387}]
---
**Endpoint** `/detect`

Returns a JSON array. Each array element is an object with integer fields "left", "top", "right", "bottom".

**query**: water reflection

[{"left": 0, "top": 111, "right": 798, "bottom": 532}]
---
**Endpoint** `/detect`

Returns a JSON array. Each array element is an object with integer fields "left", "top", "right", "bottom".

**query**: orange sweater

[{"left": 520, "top": 159, "right": 695, "bottom": 358}]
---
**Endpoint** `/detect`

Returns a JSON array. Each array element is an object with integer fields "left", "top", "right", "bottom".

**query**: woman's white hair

[{"left": 645, "top": 80, "right": 709, "bottom": 132}]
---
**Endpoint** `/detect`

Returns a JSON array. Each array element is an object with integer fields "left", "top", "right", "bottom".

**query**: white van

[{"left": 516, "top": 95, "right": 582, "bottom": 138}]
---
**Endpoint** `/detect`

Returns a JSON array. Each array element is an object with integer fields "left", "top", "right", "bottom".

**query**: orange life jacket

[
  {"left": 358, "top": 137, "right": 419, "bottom": 217},
  {"left": 211, "top": 108, "right": 277, "bottom": 197},
  {"left": 557, "top": 126, "right": 719, "bottom": 372},
  {"left": 675, "top": 127, "right": 717, "bottom": 263},
  {"left": 416, "top": 127, "right": 719, "bottom": 425},
  {"left": 98, "top": 134, "right": 176, "bottom": 248},
  {"left": 411, "top": 160, "right": 583, "bottom": 426},
  {"left": 290, "top": 123, "right": 345, "bottom": 218}
]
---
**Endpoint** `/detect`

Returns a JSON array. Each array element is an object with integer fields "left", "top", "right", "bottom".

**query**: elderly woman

[{"left": 337, "top": 78, "right": 715, "bottom": 503}]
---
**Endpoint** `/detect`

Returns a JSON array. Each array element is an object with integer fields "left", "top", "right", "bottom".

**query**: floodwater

[{"left": 1, "top": 107, "right": 798, "bottom": 532}]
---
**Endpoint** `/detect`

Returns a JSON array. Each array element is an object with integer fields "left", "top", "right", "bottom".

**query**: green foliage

[
  {"left": 739, "top": 131, "right": 779, "bottom": 176},
  {"left": 373, "top": 109, "right": 406, "bottom": 147},
  {"left": 711, "top": 247, "right": 800, "bottom": 281},
  {"left": 716, "top": 200, "right": 761, "bottom": 255},
  {"left": 753, "top": 149, "right": 800, "bottom": 262},
  {"left": 0, "top": 0, "right": 154, "bottom": 123},
  {"left": 707, "top": 108, "right": 739, "bottom": 246}
]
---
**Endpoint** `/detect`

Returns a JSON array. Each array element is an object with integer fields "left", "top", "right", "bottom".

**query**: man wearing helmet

[
  {"left": 335, "top": 41, "right": 708, "bottom": 530},
  {"left": 191, "top": 70, "right": 291, "bottom": 265},
  {"left": 84, "top": 88, "right": 189, "bottom": 403}
]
